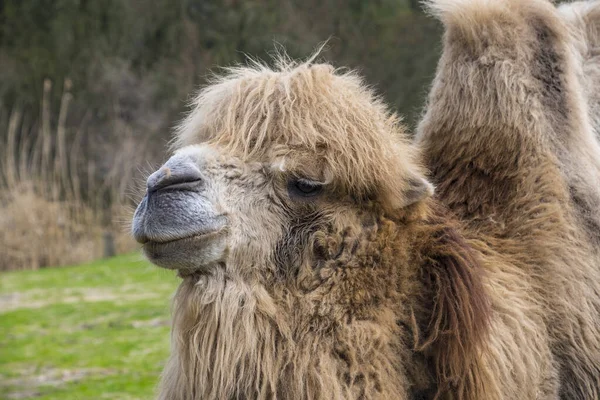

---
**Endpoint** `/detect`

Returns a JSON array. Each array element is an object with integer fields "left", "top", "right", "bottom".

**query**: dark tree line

[{"left": 0, "top": 0, "right": 442, "bottom": 164}]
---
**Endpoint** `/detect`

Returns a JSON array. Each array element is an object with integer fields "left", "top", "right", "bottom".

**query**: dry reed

[{"left": 0, "top": 79, "right": 142, "bottom": 271}]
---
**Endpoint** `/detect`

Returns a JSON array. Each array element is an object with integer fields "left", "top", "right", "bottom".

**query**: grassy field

[{"left": 0, "top": 254, "right": 180, "bottom": 400}]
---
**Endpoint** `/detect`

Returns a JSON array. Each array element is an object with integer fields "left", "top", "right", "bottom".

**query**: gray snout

[
  {"left": 147, "top": 157, "right": 203, "bottom": 192},
  {"left": 132, "top": 153, "right": 225, "bottom": 246}
]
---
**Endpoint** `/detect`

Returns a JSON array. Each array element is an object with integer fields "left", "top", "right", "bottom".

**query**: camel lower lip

[
  {"left": 143, "top": 230, "right": 223, "bottom": 248},
  {"left": 142, "top": 228, "right": 226, "bottom": 270}
]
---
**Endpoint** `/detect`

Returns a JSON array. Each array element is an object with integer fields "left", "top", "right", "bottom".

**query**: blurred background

[
  {"left": 0, "top": 0, "right": 442, "bottom": 272},
  {"left": 0, "top": 0, "right": 443, "bottom": 398}
]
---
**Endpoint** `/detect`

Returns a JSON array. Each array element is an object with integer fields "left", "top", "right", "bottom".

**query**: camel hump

[
  {"left": 418, "top": 0, "right": 577, "bottom": 135},
  {"left": 424, "top": 0, "right": 563, "bottom": 34},
  {"left": 422, "top": 0, "right": 571, "bottom": 85},
  {"left": 416, "top": 0, "right": 585, "bottom": 222}
]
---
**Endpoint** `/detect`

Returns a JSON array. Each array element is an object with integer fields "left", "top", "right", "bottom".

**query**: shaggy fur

[
  {"left": 148, "top": 0, "right": 600, "bottom": 399},
  {"left": 175, "top": 59, "right": 432, "bottom": 210},
  {"left": 418, "top": 0, "right": 600, "bottom": 398}
]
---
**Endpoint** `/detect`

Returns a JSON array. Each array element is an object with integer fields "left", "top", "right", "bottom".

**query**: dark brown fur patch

[{"left": 415, "top": 206, "right": 491, "bottom": 399}]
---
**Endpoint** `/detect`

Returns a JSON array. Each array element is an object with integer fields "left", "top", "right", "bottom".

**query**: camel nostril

[{"left": 147, "top": 162, "right": 203, "bottom": 193}]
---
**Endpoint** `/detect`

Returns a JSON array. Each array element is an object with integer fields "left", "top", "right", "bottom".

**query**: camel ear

[
  {"left": 384, "top": 174, "right": 434, "bottom": 210},
  {"left": 417, "top": 223, "right": 490, "bottom": 397},
  {"left": 404, "top": 175, "right": 434, "bottom": 207}
]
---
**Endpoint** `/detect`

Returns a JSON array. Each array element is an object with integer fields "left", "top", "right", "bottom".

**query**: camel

[{"left": 131, "top": 0, "right": 600, "bottom": 398}]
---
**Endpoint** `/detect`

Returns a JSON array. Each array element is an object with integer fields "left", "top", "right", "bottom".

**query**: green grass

[{"left": 0, "top": 254, "right": 180, "bottom": 400}]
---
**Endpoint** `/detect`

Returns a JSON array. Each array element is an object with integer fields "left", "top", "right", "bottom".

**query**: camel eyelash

[{"left": 287, "top": 177, "right": 325, "bottom": 199}]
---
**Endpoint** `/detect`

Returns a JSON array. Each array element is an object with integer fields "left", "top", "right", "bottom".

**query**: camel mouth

[
  {"left": 143, "top": 228, "right": 224, "bottom": 247},
  {"left": 142, "top": 228, "right": 228, "bottom": 270}
]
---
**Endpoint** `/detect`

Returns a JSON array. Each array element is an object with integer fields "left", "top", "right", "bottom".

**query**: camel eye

[{"left": 287, "top": 178, "right": 324, "bottom": 199}]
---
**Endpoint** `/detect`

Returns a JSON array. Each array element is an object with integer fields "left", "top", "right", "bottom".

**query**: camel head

[{"left": 132, "top": 61, "right": 434, "bottom": 282}]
